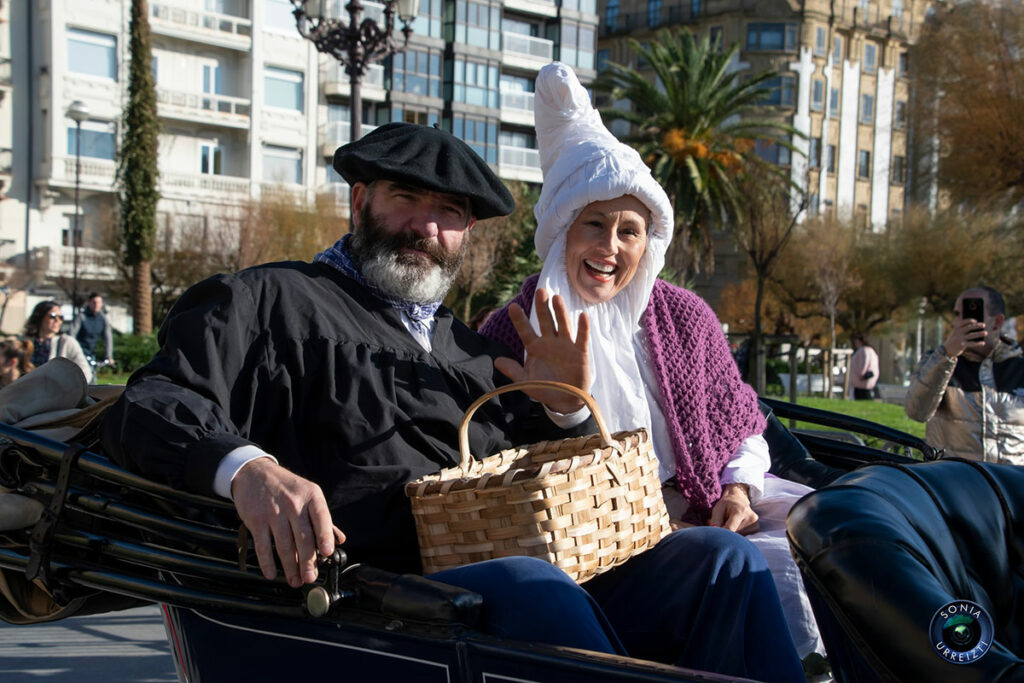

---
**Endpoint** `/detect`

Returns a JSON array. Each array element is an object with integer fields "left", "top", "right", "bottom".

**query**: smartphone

[{"left": 962, "top": 297, "right": 985, "bottom": 323}]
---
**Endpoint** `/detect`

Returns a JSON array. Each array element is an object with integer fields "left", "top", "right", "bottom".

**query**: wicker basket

[{"left": 405, "top": 380, "right": 671, "bottom": 584}]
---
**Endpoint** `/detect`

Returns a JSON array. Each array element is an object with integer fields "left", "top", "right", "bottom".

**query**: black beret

[{"left": 333, "top": 123, "right": 515, "bottom": 220}]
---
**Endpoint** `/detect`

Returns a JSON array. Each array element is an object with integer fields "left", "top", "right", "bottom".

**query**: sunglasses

[{"left": 48, "top": 313, "right": 63, "bottom": 320}]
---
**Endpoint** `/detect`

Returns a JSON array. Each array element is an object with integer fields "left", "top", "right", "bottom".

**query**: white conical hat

[{"left": 529, "top": 62, "right": 675, "bottom": 437}]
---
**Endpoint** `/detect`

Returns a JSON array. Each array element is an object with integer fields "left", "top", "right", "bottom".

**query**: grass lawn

[{"left": 780, "top": 395, "right": 926, "bottom": 439}]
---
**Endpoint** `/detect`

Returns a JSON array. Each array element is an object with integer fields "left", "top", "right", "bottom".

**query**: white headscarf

[{"left": 531, "top": 62, "right": 674, "bottom": 434}]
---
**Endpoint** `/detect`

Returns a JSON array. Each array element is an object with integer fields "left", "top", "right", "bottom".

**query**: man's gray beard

[{"left": 350, "top": 206, "right": 468, "bottom": 305}]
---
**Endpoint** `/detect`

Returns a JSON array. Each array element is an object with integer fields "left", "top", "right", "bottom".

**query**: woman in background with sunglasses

[{"left": 23, "top": 301, "right": 92, "bottom": 381}]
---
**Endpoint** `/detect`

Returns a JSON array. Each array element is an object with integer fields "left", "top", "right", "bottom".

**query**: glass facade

[
  {"left": 263, "top": 145, "right": 303, "bottom": 184},
  {"left": 452, "top": 115, "right": 497, "bottom": 164},
  {"left": 392, "top": 48, "right": 442, "bottom": 98},
  {"left": 454, "top": 58, "right": 499, "bottom": 107},
  {"left": 454, "top": 0, "right": 500, "bottom": 50},
  {"left": 746, "top": 23, "right": 797, "bottom": 52}
]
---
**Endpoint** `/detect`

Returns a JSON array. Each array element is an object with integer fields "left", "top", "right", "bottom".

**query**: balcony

[
  {"left": 319, "top": 122, "right": 378, "bottom": 157},
  {"left": 150, "top": 2, "right": 253, "bottom": 51},
  {"left": 157, "top": 88, "right": 252, "bottom": 129},
  {"left": 502, "top": 0, "right": 557, "bottom": 18},
  {"left": 54, "top": 156, "right": 118, "bottom": 191},
  {"left": 33, "top": 245, "right": 120, "bottom": 282},
  {"left": 498, "top": 145, "right": 542, "bottom": 183},
  {"left": 501, "top": 34, "right": 554, "bottom": 71},
  {"left": 161, "top": 171, "right": 251, "bottom": 199},
  {"left": 321, "top": 62, "right": 386, "bottom": 101},
  {"left": 499, "top": 91, "right": 534, "bottom": 126}
]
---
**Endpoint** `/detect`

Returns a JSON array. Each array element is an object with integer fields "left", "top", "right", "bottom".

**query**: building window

[
  {"left": 864, "top": 43, "right": 877, "bottom": 73},
  {"left": 809, "top": 137, "right": 821, "bottom": 168},
  {"left": 263, "top": 145, "right": 303, "bottom": 184},
  {"left": 456, "top": 0, "right": 499, "bottom": 50},
  {"left": 814, "top": 27, "right": 826, "bottom": 56},
  {"left": 746, "top": 23, "right": 797, "bottom": 52},
  {"left": 754, "top": 139, "right": 791, "bottom": 166},
  {"left": 691, "top": 0, "right": 702, "bottom": 18},
  {"left": 67, "top": 28, "right": 117, "bottom": 80},
  {"left": 892, "top": 0, "right": 903, "bottom": 18},
  {"left": 811, "top": 79, "right": 825, "bottom": 111},
  {"left": 596, "top": 49, "right": 610, "bottom": 71},
  {"left": 898, "top": 51, "right": 909, "bottom": 78},
  {"left": 758, "top": 75, "right": 796, "bottom": 107},
  {"left": 560, "top": 21, "right": 595, "bottom": 70},
  {"left": 648, "top": 0, "right": 662, "bottom": 27},
  {"left": 452, "top": 115, "right": 497, "bottom": 164},
  {"left": 857, "top": 0, "right": 869, "bottom": 12},
  {"left": 562, "top": 0, "right": 596, "bottom": 12},
  {"left": 392, "top": 48, "right": 441, "bottom": 98},
  {"left": 807, "top": 194, "right": 819, "bottom": 217},
  {"left": 67, "top": 120, "right": 116, "bottom": 161},
  {"left": 604, "top": 0, "right": 619, "bottom": 33},
  {"left": 894, "top": 101, "right": 907, "bottom": 128},
  {"left": 393, "top": 106, "right": 440, "bottom": 127},
  {"left": 829, "top": 87, "right": 840, "bottom": 118},
  {"left": 892, "top": 155, "right": 906, "bottom": 185},
  {"left": 264, "top": 66, "right": 304, "bottom": 112},
  {"left": 832, "top": 35, "right": 843, "bottom": 63},
  {"left": 454, "top": 58, "right": 498, "bottom": 108},
  {"left": 200, "top": 142, "right": 222, "bottom": 175},
  {"left": 263, "top": 0, "right": 296, "bottom": 32},
  {"left": 411, "top": 0, "right": 444, "bottom": 39},
  {"left": 860, "top": 93, "right": 874, "bottom": 124},
  {"left": 857, "top": 149, "right": 871, "bottom": 179},
  {"left": 826, "top": 144, "right": 836, "bottom": 173},
  {"left": 63, "top": 215, "right": 83, "bottom": 248}
]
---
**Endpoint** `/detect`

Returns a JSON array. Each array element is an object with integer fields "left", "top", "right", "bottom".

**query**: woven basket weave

[{"left": 405, "top": 380, "right": 671, "bottom": 583}]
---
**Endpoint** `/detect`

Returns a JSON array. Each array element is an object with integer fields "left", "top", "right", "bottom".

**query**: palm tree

[{"left": 596, "top": 29, "right": 800, "bottom": 276}]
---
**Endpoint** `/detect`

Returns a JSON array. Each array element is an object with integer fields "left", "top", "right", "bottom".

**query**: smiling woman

[{"left": 565, "top": 196, "right": 649, "bottom": 305}]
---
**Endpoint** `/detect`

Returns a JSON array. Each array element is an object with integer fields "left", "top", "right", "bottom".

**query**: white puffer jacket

[{"left": 905, "top": 340, "right": 1024, "bottom": 464}]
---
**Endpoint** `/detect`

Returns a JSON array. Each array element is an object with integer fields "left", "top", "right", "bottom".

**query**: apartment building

[
  {"left": 596, "top": 0, "right": 930, "bottom": 230},
  {"left": 1, "top": 0, "right": 597, "bottom": 333}
]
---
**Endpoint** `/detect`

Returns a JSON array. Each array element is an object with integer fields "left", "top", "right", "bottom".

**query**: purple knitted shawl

[{"left": 479, "top": 274, "right": 765, "bottom": 519}]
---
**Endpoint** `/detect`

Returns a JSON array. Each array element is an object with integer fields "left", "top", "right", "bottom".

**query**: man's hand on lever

[
  {"left": 494, "top": 288, "right": 591, "bottom": 413},
  {"left": 231, "top": 457, "right": 344, "bottom": 587}
]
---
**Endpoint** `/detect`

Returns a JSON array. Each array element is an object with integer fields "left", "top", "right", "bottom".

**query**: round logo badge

[{"left": 930, "top": 600, "right": 993, "bottom": 664}]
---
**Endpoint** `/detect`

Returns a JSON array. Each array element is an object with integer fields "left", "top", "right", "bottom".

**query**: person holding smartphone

[{"left": 905, "top": 286, "right": 1024, "bottom": 463}]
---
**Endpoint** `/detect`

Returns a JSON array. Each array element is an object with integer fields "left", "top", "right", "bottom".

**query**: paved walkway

[{"left": 0, "top": 604, "right": 177, "bottom": 682}]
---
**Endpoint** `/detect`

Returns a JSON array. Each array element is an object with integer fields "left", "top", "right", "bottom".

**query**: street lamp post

[
  {"left": 291, "top": 0, "right": 418, "bottom": 141},
  {"left": 67, "top": 100, "right": 90, "bottom": 311}
]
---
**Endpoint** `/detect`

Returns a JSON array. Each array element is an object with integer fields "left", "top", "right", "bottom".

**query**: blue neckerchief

[{"left": 314, "top": 234, "right": 441, "bottom": 337}]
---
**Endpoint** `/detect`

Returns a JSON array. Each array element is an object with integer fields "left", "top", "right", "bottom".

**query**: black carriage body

[{"left": 0, "top": 402, "right": 938, "bottom": 681}]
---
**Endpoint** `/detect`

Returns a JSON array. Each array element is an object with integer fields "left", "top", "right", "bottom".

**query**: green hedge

[{"left": 112, "top": 331, "right": 160, "bottom": 373}]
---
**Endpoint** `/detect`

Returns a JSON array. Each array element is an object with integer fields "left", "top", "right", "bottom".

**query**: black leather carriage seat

[
  {"left": 787, "top": 460, "right": 1024, "bottom": 682},
  {"left": 760, "top": 401, "right": 846, "bottom": 490}
]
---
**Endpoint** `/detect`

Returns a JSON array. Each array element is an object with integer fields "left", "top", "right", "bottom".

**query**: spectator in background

[
  {"left": 0, "top": 338, "right": 34, "bottom": 387},
  {"left": 71, "top": 292, "right": 114, "bottom": 365},
  {"left": 849, "top": 336, "right": 879, "bottom": 400},
  {"left": 905, "top": 286, "right": 1024, "bottom": 464},
  {"left": 24, "top": 301, "right": 92, "bottom": 381}
]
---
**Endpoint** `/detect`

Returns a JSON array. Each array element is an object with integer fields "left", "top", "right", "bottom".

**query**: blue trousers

[{"left": 431, "top": 527, "right": 805, "bottom": 683}]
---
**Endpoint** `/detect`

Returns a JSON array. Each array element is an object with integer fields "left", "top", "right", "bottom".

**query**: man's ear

[
  {"left": 994, "top": 313, "right": 1007, "bottom": 332},
  {"left": 350, "top": 182, "right": 368, "bottom": 227}
]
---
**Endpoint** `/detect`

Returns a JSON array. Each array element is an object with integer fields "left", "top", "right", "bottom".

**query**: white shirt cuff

[
  {"left": 213, "top": 445, "right": 278, "bottom": 500},
  {"left": 544, "top": 404, "right": 591, "bottom": 429},
  {"left": 720, "top": 434, "right": 770, "bottom": 503}
]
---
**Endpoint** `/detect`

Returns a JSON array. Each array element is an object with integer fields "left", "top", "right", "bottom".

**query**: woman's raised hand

[{"left": 494, "top": 288, "right": 591, "bottom": 414}]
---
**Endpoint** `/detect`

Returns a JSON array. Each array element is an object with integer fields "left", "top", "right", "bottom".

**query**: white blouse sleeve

[{"left": 719, "top": 433, "right": 770, "bottom": 502}]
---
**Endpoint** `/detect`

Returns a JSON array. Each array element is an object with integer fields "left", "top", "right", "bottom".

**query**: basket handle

[{"left": 457, "top": 380, "right": 616, "bottom": 473}]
